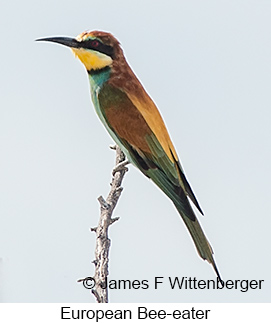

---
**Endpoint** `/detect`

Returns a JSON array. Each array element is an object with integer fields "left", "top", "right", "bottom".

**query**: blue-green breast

[{"left": 88, "top": 67, "right": 135, "bottom": 162}]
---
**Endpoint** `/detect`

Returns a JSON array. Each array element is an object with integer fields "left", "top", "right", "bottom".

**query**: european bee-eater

[{"left": 37, "top": 31, "right": 221, "bottom": 280}]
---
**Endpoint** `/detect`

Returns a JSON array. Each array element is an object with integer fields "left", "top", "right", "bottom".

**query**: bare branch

[{"left": 91, "top": 145, "right": 128, "bottom": 303}]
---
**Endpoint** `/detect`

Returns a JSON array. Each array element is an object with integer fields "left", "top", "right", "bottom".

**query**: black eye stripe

[{"left": 81, "top": 39, "right": 114, "bottom": 59}]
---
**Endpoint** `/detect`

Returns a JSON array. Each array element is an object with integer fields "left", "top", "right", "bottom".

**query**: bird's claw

[{"left": 112, "top": 160, "right": 130, "bottom": 176}]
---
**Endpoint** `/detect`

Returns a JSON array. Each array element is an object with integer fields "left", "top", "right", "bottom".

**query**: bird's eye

[{"left": 91, "top": 40, "right": 100, "bottom": 48}]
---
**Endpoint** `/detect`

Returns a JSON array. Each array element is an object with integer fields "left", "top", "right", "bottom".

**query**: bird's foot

[{"left": 112, "top": 160, "right": 130, "bottom": 176}]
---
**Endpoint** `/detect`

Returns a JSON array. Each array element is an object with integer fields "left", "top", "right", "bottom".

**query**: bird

[{"left": 37, "top": 30, "right": 221, "bottom": 281}]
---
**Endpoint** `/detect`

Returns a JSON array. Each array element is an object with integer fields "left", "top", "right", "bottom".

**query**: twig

[{"left": 91, "top": 145, "right": 128, "bottom": 303}]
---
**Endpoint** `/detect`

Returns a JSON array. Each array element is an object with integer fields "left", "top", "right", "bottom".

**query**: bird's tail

[{"left": 175, "top": 204, "right": 222, "bottom": 282}]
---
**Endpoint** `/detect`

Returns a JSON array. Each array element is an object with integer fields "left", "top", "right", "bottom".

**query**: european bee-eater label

[{"left": 61, "top": 306, "right": 211, "bottom": 321}]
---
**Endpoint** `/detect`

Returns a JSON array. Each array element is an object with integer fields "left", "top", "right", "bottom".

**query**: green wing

[{"left": 97, "top": 83, "right": 202, "bottom": 221}]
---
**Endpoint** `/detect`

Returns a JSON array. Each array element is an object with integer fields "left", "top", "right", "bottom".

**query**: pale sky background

[{"left": 0, "top": 0, "right": 270, "bottom": 302}]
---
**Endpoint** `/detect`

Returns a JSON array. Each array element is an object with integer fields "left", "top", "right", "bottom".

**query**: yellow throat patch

[{"left": 71, "top": 48, "right": 113, "bottom": 71}]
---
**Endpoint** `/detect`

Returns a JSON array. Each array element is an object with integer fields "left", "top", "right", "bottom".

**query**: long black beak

[{"left": 36, "top": 37, "right": 81, "bottom": 49}]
